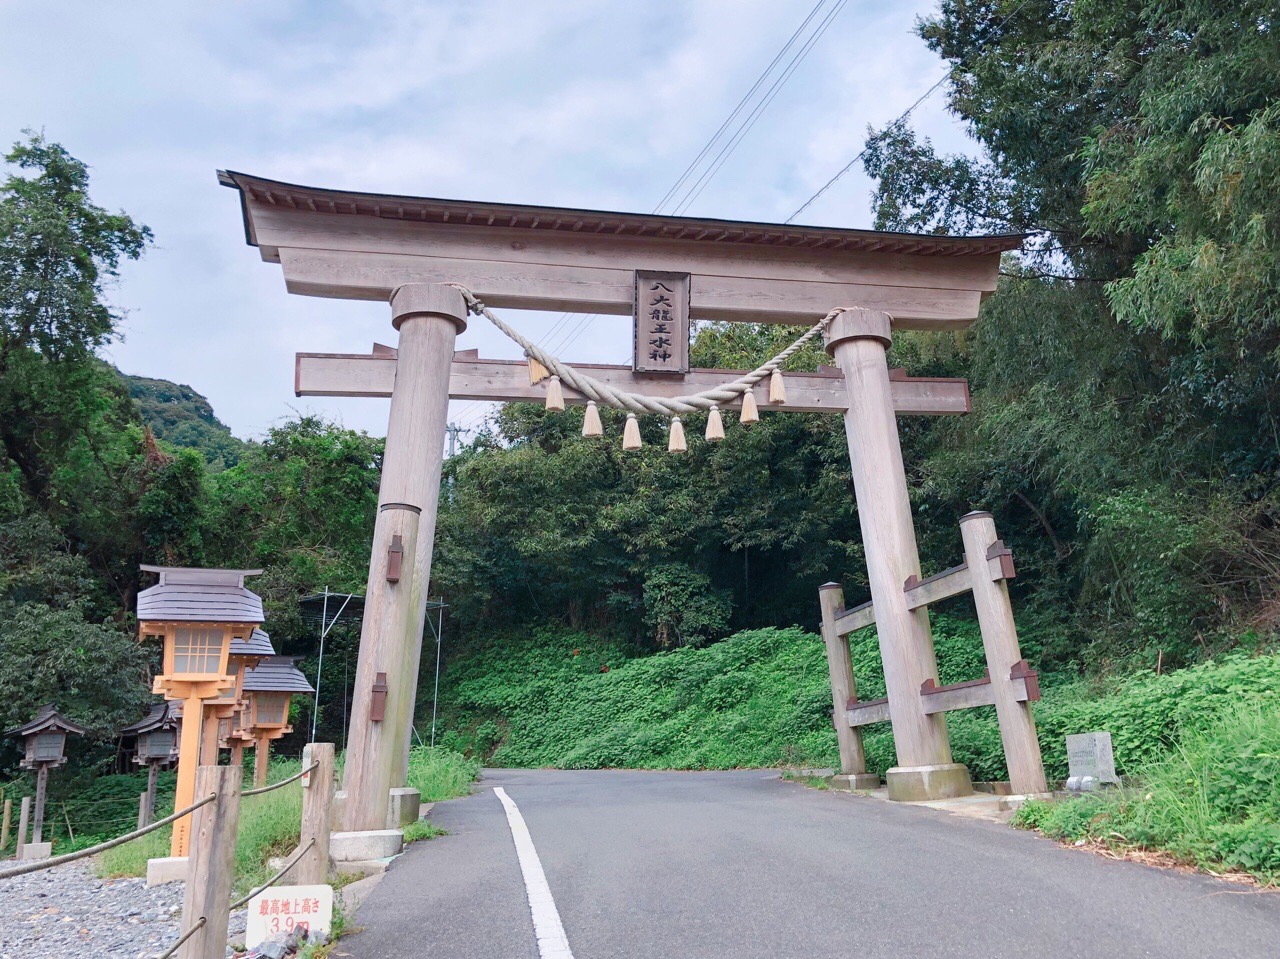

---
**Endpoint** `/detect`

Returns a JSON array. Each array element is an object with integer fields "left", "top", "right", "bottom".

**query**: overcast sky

[{"left": 0, "top": 0, "right": 974, "bottom": 440}]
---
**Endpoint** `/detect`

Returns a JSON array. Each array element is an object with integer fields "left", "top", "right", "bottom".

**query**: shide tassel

[
  {"left": 769, "top": 368, "right": 787, "bottom": 405},
  {"left": 623, "top": 413, "right": 642, "bottom": 451},
  {"left": 528, "top": 355, "right": 550, "bottom": 385},
  {"left": 705, "top": 405, "right": 725, "bottom": 442},
  {"left": 582, "top": 401, "right": 603, "bottom": 437},
  {"left": 740, "top": 390, "right": 760, "bottom": 425},
  {"left": 668, "top": 416, "right": 687, "bottom": 453},
  {"left": 545, "top": 375, "right": 565, "bottom": 411}
]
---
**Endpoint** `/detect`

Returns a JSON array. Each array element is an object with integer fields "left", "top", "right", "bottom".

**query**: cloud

[{"left": 1, "top": 0, "right": 968, "bottom": 439}]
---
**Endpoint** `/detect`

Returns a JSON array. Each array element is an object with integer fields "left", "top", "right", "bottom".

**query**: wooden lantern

[
  {"left": 241, "top": 656, "right": 315, "bottom": 786},
  {"left": 137, "top": 565, "right": 264, "bottom": 856},
  {"left": 120, "top": 702, "right": 180, "bottom": 828},
  {"left": 209, "top": 627, "right": 276, "bottom": 767},
  {"left": 5, "top": 704, "right": 87, "bottom": 853}
]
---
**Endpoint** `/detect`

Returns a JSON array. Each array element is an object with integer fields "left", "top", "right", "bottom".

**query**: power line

[
  {"left": 652, "top": 0, "right": 830, "bottom": 215},
  {"left": 785, "top": 0, "right": 1033, "bottom": 225},
  {"left": 672, "top": 0, "right": 850, "bottom": 215},
  {"left": 552, "top": 0, "right": 848, "bottom": 358}
]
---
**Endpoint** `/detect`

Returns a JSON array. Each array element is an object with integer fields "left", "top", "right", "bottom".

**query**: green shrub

[
  {"left": 97, "top": 758, "right": 305, "bottom": 894},
  {"left": 435, "top": 621, "right": 1280, "bottom": 786},
  {"left": 1014, "top": 705, "right": 1280, "bottom": 883},
  {"left": 405, "top": 746, "right": 480, "bottom": 801}
]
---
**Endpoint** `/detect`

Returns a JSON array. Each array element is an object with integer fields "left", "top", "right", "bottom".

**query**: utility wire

[
  {"left": 785, "top": 0, "right": 1033, "bottom": 224},
  {"left": 553, "top": 0, "right": 848, "bottom": 357}
]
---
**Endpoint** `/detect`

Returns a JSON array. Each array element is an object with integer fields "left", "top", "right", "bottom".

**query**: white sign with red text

[{"left": 246, "top": 883, "right": 333, "bottom": 948}]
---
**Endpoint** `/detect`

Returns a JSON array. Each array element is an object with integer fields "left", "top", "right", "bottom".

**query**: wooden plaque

[{"left": 633, "top": 271, "right": 690, "bottom": 374}]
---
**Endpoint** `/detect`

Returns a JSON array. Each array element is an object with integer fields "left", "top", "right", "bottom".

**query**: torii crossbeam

[{"left": 220, "top": 170, "right": 1030, "bottom": 835}]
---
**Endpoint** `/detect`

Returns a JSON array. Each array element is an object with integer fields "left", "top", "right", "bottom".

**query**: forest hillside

[{"left": 2, "top": 3, "right": 1278, "bottom": 796}]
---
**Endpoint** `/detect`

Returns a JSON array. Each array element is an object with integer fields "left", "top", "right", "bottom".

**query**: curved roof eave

[{"left": 217, "top": 169, "right": 1027, "bottom": 258}]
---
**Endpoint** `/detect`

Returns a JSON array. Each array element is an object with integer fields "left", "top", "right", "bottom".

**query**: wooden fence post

[
  {"left": 16, "top": 797, "right": 30, "bottom": 858},
  {"left": 137, "top": 793, "right": 149, "bottom": 830},
  {"left": 296, "top": 743, "right": 335, "bottom": 885},
  {"left": 1, "top": 798, "right": 10, "bottom": 852},
  {"left": 144, "top": 761, "right": 159, "bottom": 828},
  {"left": 959, "top": 511, "right": 1048, "bottom": 795},
  {"left": 818, "top": 584, "right": 878, "bottom": 788},
  {"left": 178, "top": 765, "right": 242, "bottom": 959}
]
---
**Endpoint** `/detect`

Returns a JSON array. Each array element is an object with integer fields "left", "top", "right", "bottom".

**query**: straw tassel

[
  {"left": 582, "top": 401, "right": 603, "bottom": 437},
  {"left": 622, "top": 413, "right": 642, "bottom": 450},
  {"left": 705, "top": 405, "right": 725, "bottom": 442},
  {"left": 545, "top": 375, "right": 565, "bottom": 411},
  {"left": 528, "top": 356, "right": 550, "bottom": 385},
  {"left": 740, "top": 390, "right": 760, "bottom": 424},
  {"left": 768, "top": 368, "right": 787, "bottom": 405},
  {"left": 668, "top": 416, "right": 687, "bottom": 453}
]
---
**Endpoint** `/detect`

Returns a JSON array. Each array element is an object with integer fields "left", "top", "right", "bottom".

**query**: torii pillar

[
  {"left": 826, "top": 309, "right": 971, "bottom": 800},
  {"left": 343, "top": 283, "right": 466, "bottom": 831}
]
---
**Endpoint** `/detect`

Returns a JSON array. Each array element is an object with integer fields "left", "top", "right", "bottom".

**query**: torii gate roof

[{"left": 218, "top": 171, "right": 1023, "bottom": 329}]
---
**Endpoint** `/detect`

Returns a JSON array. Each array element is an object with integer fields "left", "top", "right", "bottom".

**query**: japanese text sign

[{"left": 633, "top": 270, "right": 690, "bottom": 374}]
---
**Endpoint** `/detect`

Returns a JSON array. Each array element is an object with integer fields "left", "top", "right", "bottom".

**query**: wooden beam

[
  {"left": 845, "top": 697, "right": 891, "bottom": 728},
  {"left": 903, "top": 562, "right": 973, "bottom": 611},
  {"left": 276, "top": 247, "right": 987, "bottom": 329},
  {"left": 247, "top": 202, "right": 1003, "bottom": 294},
  {"left": 833, "top": 599, "right": 877, "bottom": 636},
  {"left": 294, "top": 351, "right": 971, "bottom": 416},
  {"left": 918, "top": 667, "right": 1040, "bottom": 716}
]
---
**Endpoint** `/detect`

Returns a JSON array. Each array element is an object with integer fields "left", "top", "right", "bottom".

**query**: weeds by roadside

[{"left": 1013, "top": 705, "right": 1280, "bottom": 885}]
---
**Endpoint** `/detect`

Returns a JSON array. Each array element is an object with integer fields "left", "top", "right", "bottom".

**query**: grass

[
  {"left": 98, "top": 758, "right": 305, "bottom": 895},
  {"left": 95, "top": 747, "right": 479, "bottom": 887},
  {"left": 405, "top": 745, "right": 481, "bottom": 801},
  {"left": 1013, "top": 705, "right": 1280, "bottom": 884},
  {"left": 402, "top": 818, "right": 445, "bottom": 844}
]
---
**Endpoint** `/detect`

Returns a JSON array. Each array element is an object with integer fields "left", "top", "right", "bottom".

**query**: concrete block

[
  {"left": 886, "top": 763, "right": 973, "bottom": 802},
  {"left": 386, "top": 788, "right": 421, "bottom": 828},
  {"left": 19, "top": 841, "right": 52, "bottom": 860},
  {"left": 330, "top": 790, "right": 347, "bottom": 832},
  {"left": 334, "top": 858, "right": 392, "bottom": 879},
  {"left": 829, "top": 773, "right": 880, "bottom": 791},
  {"left": 330, "top": 829, "right": 403, "bottom": 863},
  {"left": 146, "top": 855, "right": 189, "bottom": 886}
]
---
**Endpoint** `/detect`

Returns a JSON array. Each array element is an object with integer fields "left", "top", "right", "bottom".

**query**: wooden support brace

[
  {"left": 833, "top": 599, "right": 876, "bottom": 636},
  {"left": 918, "top": 665, "right": 1040, "bottom": 715},
  {"left": 844, "top": 697, "right": 892, "bottom": 728}
]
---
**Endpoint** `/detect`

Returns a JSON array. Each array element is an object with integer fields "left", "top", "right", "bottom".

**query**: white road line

[{"left": 493, "top": 786, "right": 576, "bottom": 959}]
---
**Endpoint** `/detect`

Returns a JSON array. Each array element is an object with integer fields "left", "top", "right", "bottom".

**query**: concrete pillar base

[
  {"left": 386, "top": 788, "right": 421, "bottom": 829},
  {"left": 331, "top": 829, "right": 403, "bottom": 863},
  {"left": 146, "top": 855, "right": 189, "bottom": 886},
  {"left": 886, "top": 763, "right": 973, "bottom": 802},
  {"left": 830, "top": 773, "right": 881, "bottom": 792},
  {"left": 19, "top": 841, "right": 52, "bottom": 860}
]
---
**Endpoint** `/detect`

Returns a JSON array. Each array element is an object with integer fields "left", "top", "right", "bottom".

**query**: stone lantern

[
  {"left": 137, "top": 565, "right": 263, "bottom": 858},
  {"left": 4, "top": 704, "right": 87, "bottom": 859},
  {"left": 119, "top": 702, "right": 180, "bottom": 828},
  {"left": 241, "top": 656, "right": 314, "bottom": 786}
]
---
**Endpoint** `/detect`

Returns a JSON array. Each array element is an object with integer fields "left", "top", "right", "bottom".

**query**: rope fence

[
  {"left": 229, "top": 837, "right": 316, "bottom": 910},
  {"left": 155, "top": 916, "right": 205, "bottom": 959},
  {"left": 241, "top": 761, "right": 319, "bottom": 798},
  {"left": 0, "top": 791, "right": 217, "bottom": 881}
]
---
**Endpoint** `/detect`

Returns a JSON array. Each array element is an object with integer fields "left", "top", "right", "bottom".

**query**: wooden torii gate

[{"left": 219, "top": 171, "right": 1038, "bottom": 832}]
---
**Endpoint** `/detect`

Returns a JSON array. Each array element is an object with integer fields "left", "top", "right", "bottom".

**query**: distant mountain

[{"left": 122, "top": 373, "right": 246, "bottom": 470}]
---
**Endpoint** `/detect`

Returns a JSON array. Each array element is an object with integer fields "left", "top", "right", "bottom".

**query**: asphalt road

[{"left": 347, "top": 769, "right": 1279, "bottom": 958}]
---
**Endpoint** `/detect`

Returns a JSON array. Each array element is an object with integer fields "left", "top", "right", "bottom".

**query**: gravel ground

[{"left": 0, "top": 860, "right": 248, "bottom": 959}]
